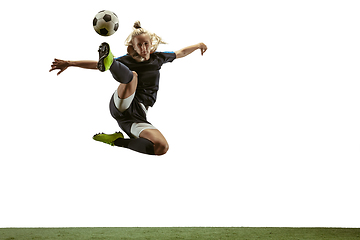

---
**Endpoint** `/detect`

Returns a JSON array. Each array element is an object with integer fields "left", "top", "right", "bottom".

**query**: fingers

[
  {"left": 49, "top": 58, "right": 66, "bottom": 75},
  {"left": 57, "top": 66, "right": 68, "bottom": 75},
  {"left": 200, "top": 43, "right": 208, "bottom": 56},
  {"left": 201, "top": 47, "right": 207, "bottom": 55},
  {"left": 49, "top": 67, "right": 61, "bottom": 75},
  {"left": 50, "top": 58, "right": 64, "bottom": 67},
  {"left": 49, "top": 65, "right": 57, "bottom": 72},
  {"left": 49, "top": 59, "right": 57, "bottom": 72},
  {"left": 49, "top": 59, "right": 57, "bottom": 71},
  {"left": 49, "top": 66, "right": 58, "bottom": 73}
]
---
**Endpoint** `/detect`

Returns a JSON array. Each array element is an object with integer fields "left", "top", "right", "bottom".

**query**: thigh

[
  {"left": 113, "top": 89, "right": 135, "bottom": 113},
  {"left": 117, "top": 71, "right": 138, "bottom": 99},
  {"left": 130, "top": 122, "right": 157, "bottom": 138}
]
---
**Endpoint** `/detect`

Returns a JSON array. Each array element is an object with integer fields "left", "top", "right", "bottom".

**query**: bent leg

[
  {"left": 113, "top": 72, "right": 138, "bottom": 112},
  {"left": 140, "top": 129, "right": 169, "bottom": 156},
  {"left": 114, "top": 137, "right": 155, "bottom": 155},
  {"left": 109, "top": 60, "right": 134, "bottom": 84},
  {"left": 117, "top": 71, "right": 138, "bottom": 99}
]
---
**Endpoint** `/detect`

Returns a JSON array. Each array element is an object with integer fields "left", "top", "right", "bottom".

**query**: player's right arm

[{"left": 49, "top": 59, "right": 98, "bottom": 75}]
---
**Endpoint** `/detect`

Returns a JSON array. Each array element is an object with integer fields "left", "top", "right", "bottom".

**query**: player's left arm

[{"left": 175, "top": 43, "right": 207, "bottom": 59}]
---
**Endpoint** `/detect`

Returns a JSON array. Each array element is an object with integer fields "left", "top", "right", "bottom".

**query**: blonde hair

[{"left": 125, "top": 21, "right": 166, "bottom": 56}]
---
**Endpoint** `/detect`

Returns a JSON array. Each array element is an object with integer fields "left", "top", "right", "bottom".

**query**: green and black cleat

[
  {"left": 93, "top": 131, "right": 124, "bottom": 146},
  {"left": 97, "top": 42, "right": 114, "bottom": 72}
]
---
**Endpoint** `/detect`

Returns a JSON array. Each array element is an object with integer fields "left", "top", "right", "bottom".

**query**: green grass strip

[{"left": 0, "top": 227, "right": 359, "bottom": 240}]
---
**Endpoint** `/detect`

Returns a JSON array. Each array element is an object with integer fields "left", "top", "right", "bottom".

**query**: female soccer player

[{"left": 50, "top": 21, "right": 207, "bottom": 156}]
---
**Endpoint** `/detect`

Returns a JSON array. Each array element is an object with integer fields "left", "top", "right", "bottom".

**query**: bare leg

[
  {"left": 117, "top": 71, "right": 138, "bottom": 99},
  {"left": 139, "top": 129, "right": 169, "bottom": 156}
]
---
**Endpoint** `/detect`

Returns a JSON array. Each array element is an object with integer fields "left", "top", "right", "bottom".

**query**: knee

[
  {"left": 132, "top": 71, "right": 138, "bottom": 80},
  {"left": 139, "top": 129, "right": 169, "bottom": 156},
  {"left": 154, "top": 140, "right": 169, "bottom": 156},
  {"left": 130, "top": 71, "right": 138, "bottom": 85}
]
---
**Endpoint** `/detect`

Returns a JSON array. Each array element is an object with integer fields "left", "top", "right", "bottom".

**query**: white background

[{"left": 1, "top": 0, "right": 359, "bottom": 227}]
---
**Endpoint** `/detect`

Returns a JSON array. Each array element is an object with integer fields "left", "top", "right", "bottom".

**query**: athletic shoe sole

[{"left": 97, "top": 42, "right": 110, "bottom": 72}]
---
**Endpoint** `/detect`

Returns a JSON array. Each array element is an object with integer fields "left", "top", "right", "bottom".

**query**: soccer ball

[{"left": 93, "top": 10, "right": 119, "bottom": 36}]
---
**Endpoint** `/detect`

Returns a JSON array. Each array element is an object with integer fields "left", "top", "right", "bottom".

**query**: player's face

[{"left": 133, "top": 33, "right": 152, "bottom": 60}]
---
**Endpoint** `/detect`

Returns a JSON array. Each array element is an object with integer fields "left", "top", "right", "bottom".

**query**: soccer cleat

[
  {"left": 93, "top": 131, "right": 124, "bottom": 146},
  {"left": 97, "top": 42, "right": 114, "bottom": 72}
]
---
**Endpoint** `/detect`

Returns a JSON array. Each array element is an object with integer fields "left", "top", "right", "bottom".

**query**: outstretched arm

[
  {"left": 175, "top": 43, "right": 207, "bottom": 59},
  {"left": 49, "top": 59, "right": 98, "bottom": 75}
]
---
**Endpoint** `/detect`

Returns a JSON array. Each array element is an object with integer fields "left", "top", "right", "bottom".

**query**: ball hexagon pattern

[{"left": 93, "top": 10, "right": 119, "bottom": 36}]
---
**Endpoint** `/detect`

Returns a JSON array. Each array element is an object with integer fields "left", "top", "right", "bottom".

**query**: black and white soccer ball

[{"left": 93, "top": 10, "right": 119, "bottom": 36}]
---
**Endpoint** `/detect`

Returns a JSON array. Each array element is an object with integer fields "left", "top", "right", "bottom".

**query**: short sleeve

[{"left": 156, "top": 51, "right": 176, "bottom": 64}]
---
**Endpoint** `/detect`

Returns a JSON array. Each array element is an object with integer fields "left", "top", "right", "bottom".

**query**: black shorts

[{"left": 109, "top": 92, "right": 155, "bottom": 138}]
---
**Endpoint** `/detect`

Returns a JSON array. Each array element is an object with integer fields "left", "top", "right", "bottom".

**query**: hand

[
  {"left": 199, "top": 43, "right": 208, "bottom": 56},
  {"left": 49, "top": 58, "right": 70, "bottom": 75}
]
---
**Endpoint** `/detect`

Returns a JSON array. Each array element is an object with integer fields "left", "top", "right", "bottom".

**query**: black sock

[
  {"left": 110, "top": 60, "right": 134, "bottom": 84},
  {"left": 114, "top": 138, "right": 155, "bottom": 155}
]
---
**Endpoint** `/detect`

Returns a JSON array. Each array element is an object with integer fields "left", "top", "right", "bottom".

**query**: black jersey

[{"left": 115, "top": 51, "right": 176, "bottom": 107}]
